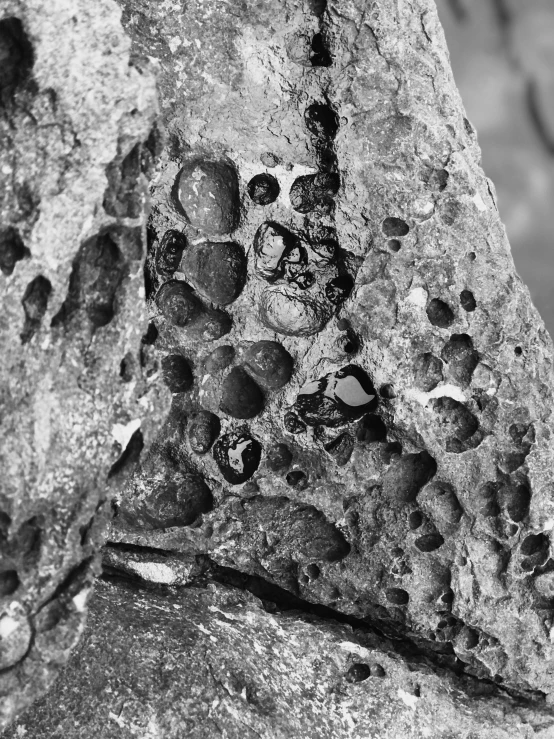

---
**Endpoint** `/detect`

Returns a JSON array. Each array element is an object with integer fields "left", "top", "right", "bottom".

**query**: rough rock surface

[
  {"left": 5, "top": 577, "right": 554, "bottom": 739},
  {"left": 107, "top": 0, "right": 554, "bottom": 706},
  {"left": 0, "top": 0, "right": 163, "bottom": 728}
]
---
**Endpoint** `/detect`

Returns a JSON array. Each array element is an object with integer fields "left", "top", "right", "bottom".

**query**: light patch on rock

[
  {"left": 0, "top": 616, "right": 20, "bottom": 639},
  {"left": 398, "top": 688, "right": 419, "bottom": 710},
  {"left": 112, "top": 418, "right": 141, "bottom": 449},
  {"left": 406, "top": 287, "right": 428, "bottom": 307},
  {"left": 126, "top": 561, "right": 177, "bottom": 584},
  {"left": 407, "top": 384, "right": 466, "bottom": 406}
]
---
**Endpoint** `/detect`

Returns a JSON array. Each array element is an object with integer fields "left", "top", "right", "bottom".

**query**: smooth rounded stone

[
  {"left": 181, "top": 241, "right": 247, "bottom": 305},
  {"left": 294, "top": 365, "right": 377, "bottom": 427},
  {"left": 174, "top": 158, "right": 240, "bottom": 236},
  {"left": 253, "top": 222, "right": 304, "bottom": 281},
  {"left": 243, "top": 340, "right": 294, "bottom": 390},
  {"left": 219, "top": 367, "right": 264, "bottom": 419},
  {"left": 419, "top": 482, "right": 463, "bottom": 525},
  {"left": 188, "top": 411, "right": 220, "bottom": 454},
  {"left": 161, "top": 355, "right": 193, "bottom": 393},
  {"left": 259, "top": 285, "right": 332, "bottom": 337},
  {"left": 191, "top": 307, "right": 233, "bottom": 341},
  {"left": 144, "top": 474, "right": 213, "bottom": 528},
  {"left": 213, "top": 432, "right": 262, "bottom": 485},
  {"left": 156, "top": 230, "right": 186, "bottom": 276},
  {"left": 247, "top": 173, "right": 280, "bottom": 205},
  {"left": 155, "top": 280, "right": 201, "bottom": 327},
  {"left": 204, "top": 345, "right": 235, "bottom": 374},
  {"left": 266, "top": 443, "right": 293, "bottom": 472},
  {"left": 0, "top": 603, "right": 32, "bottom": 670}
]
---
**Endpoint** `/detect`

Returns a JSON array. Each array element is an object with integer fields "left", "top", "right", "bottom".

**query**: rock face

[
  {"left": 0, "top": 0, "right": 162, "bottom": 729},
  {"left": 4, "top": 578, "right": 554, "bottom": 739},
  {"left": 108, "top": 0, "right": 554, "bottom": 706}
]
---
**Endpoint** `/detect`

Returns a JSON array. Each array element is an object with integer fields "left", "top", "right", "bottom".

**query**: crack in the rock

[{"left": 101, "top": 543, "right": 550, "bottom": 714}]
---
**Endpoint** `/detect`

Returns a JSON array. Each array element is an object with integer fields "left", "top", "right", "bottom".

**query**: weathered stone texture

[
  {"left": 5, "top": 578, "right": 554, "bottom": 739},
  {"left": 0, "top": 0, "right": 163, "bottom": 728},
  {"left": 109, "top": 0, "right": 554, "bottom": 704}
]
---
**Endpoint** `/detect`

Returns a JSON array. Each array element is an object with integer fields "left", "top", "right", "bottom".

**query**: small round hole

[
  {"left": 515, "top": 346, "right": 523, "bottom": 356},
  {"left": 388, "top": 239, "right": 401, "bottom": 253},
  {"left": 286, "top": 470, "right": 308, "bottom": 489},
  {"left": 468, "top": 252, "right": 476, "bottom": 262}
]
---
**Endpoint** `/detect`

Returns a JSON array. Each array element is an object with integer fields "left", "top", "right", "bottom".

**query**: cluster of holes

[{"left": 382, "top": 217, "right": 410, "bottom": 253}]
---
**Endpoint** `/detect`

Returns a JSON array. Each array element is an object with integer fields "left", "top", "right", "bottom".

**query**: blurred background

[{"left": 437, "top": 0, "right": 554, "bottom": 337}]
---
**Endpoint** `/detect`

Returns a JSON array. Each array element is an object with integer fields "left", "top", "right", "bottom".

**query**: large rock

[
  {"left": 4, "top": 577, "right": 553, "bottom": 738},
  {"left": 0, "top": 0, "right": 164, "bottom": 728},
  {"left": 109, "top": 0, "right": 554, "bottom": 704}
]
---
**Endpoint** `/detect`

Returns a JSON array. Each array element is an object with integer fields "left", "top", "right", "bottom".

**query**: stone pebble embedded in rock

[
  {"left": 156, "top": 280, "right": 201, "bottom": 327},
  {"left": 156, "top": 230, "right": 186, "bottom": 276},
  {"left": 205, "top": 345, "right": 235, "bottom": 374},
  {"left": 243, "top": 340, "right": 294, "bottom": 389},
  {"left": 181, "top": 241, "right": 247, "bottom": 305},
  {"left": 188, "top": 411, "right": 220, "bottom": 454},
  {"left": 147, "top": 473, "right": 213, "bottom": 528},
  {"left": 213, "top": 432, "right": 262, "bottom": 485},
  {"left": 220, "top": 367, "right": 264, "bottom": 419},
  {"left": 175, "top": 158, "right": 240, "bottom": 236},
  {"left": 0, "top": 604, "right": 32, "bottom": 670},
  {"left": 294, "top": 365, "right": 377, "bottom": 427}
]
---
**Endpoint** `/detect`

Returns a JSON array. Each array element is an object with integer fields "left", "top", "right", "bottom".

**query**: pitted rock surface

[
  {"left": 0, "top": 0, "right": 162, "bottom": 728},
  {"left": 106, "top": 0, "right": 554, "bottom": 703}
]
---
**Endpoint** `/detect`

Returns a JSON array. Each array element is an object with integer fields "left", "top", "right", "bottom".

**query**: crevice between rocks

[{"left": 101, "top": 542, "right": 549, "bottom": 714}]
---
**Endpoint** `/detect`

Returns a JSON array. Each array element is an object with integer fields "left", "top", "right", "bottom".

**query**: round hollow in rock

[
  {"left": 247, "top": 173, "right": 280, "bottom": 205},
  {"left": 382, "top": 217, "right": 409, "bottom": 237},
  {"left": 427, "top": 299, "right": 455, "bottom": 329},
  {"left": 213, "top": 432, "right": 262, "bottom": 485},
  {"left": 161, "top": 355, "right": 193, "bottom": 394}
]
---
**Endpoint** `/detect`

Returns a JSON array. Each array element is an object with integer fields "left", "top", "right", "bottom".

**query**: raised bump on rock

[
  {"left": 188, "top": 411, "right": 220, "bottom": 454},
  {"left": 243, "top": 340, "right": 294, "bottom": 390},
  {"left": 181, "top": 241, "right": 247, "bottom": 305},
  {"left": 220, "top": 367, "right": 264, "bottom": 419},
  {"left": 174, "top": 158, "right": 240, "bottom": 236},
  {"left": 156, "top": 280, "right": 201, "bottom": 327}
]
